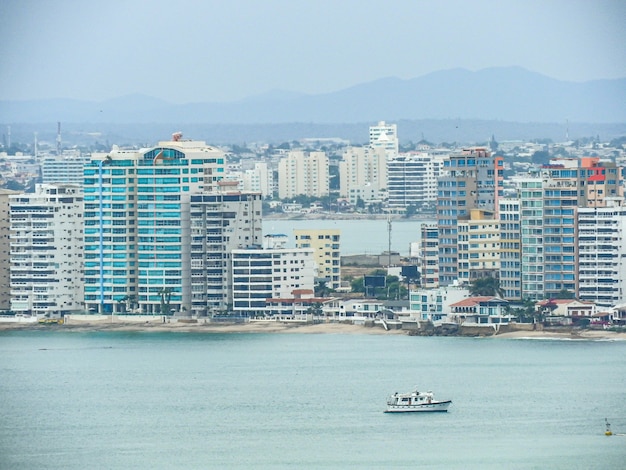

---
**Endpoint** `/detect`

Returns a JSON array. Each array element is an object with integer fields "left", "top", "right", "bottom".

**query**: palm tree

[
  {"left": 469, "top": 276, "right": 504, "bottom": 297},
  {"left": 158, "top": 288, "right": 173, "bottom": 315}
]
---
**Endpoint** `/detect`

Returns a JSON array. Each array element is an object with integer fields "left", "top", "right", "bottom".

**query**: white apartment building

[
  {"left": 409, "top": 285, "right": 470, "bottom": 322},
  {"left": 0, "top": 189, "right": 19, "bottom": 311},
  {"left": 231, "top": 236, "right": 315, "bottom": 316},
  {"left": 41, "top": 154, "right": 90, "bottom": 185},
  {"left": 578, "top": 203, "right": 626, "bottom": 307},
  {"left": 369, "top": 121, "right": 398, "bottom": 159},
  {"left": 420, "top": 224, "right": 439, "bottom": 289},
  {"left": 519, "top": 177, "right": 545, "bottom": 301},
  {"left": 498, "top": 197, "right": 522, "bottom": 301},
  {"left": 10, "top": 184, "right": 84, "bottom": 316},
  {"left": 277, "top": 151, "right": 329, "bottom": 199},
  {"left": 387, "top": 152, "right": 446, "bottom": 208},
  {"left": 339, "top": 146, "right": 387, "bottom": 205}
]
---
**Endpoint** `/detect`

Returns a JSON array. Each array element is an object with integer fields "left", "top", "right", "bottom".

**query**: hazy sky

[{"left": 1, "top": 0, "right": 624, "bottom": 103}]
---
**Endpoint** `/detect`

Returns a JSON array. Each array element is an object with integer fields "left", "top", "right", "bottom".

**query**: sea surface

[
  {"left": 1, "top": 331, "right": 624, "bottom": 469},
  {"left": 262, "top": 218, "right": 434, "bottom": 256}
]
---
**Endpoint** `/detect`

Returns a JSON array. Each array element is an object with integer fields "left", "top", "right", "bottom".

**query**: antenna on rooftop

[
  {"left": 34, "top": 132, "right": 38, "bottom": 158},
  {"left": 56, "top": 121, "right": 62, "bottom": 155}
]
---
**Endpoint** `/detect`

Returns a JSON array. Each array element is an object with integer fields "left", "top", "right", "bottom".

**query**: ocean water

[{"left": 0, "top": 331, "right": 624, "bottom": 469}]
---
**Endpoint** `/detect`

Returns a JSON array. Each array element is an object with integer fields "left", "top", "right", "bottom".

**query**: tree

[
  {"left": 158, "top": 288, "right": 173, "bottom": 315},
  {"left": 469, "top": 276, "right": 504, "bottom": 297},
  {"left": 554, "top": 289, "right": 575, "bottom": 299}
]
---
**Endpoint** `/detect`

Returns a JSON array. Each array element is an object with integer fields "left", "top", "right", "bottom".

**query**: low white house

[{"left": 448, "top": 296, "right": 513, "bottom": 325}]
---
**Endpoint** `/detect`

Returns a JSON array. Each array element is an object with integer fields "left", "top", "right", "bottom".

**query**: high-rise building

[
  {"left": 9, "top": 184, "right": 84, "bottom": 316},
  {"left": 41, "top": 154, "right": 90, "bottom": 185},
  {"left": 387, "top": 152, "right": 446, "bottom": 209},
  {"left": 339, "top": 146, "right": 387, "bottom": 205},
  {"left": 369, "top": 121, "right": 398, "bottom": 159},
  {"left": 189, "top": 190, "right": 263, "bottom": 315},
  {"left": 436, "top": 148, "right": 503, "bottom": 285},
  {"left": 498, "top": 197, "right": 522, "bottom": 301},
  {"left": 457, "top": 209, "right": 500, "bottom": 286},
  {"left": 83, "top": 135, "right": 226, "bottom": 314},
  {"left": 277, "top": 151, "right": 329, "bottom": 199},
  {"left": 419, "top": 224, "right": 439, "bottom": 289},
  {"left": 578, "top": 203, "right": 626, "bottom": 307},
  {"left": 519, "top": 177, "right": 544, "bottom": 301},
  {"left": 294, "top": 229, "right": 341, "bottom": 291},
  {"left": 0, "top": 189, "right": 19, "bottom": 311}
]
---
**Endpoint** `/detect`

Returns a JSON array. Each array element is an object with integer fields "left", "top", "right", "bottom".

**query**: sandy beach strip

[{"left": 0, "top": 320, "right": 624, "bottom": 340}]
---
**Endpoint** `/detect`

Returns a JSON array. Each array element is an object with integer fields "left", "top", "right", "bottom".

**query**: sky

[{"left": 1, "top": 0, "right": 625, "bottom": 104}]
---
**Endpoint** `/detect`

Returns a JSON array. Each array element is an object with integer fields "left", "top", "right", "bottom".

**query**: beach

[{"left": 1, "top": 319, "right": 624, "bottom": 340}]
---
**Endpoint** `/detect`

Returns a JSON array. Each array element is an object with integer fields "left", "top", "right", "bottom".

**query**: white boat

[{"left": 385, "top": 388, "right": 451, "bottom": 413}]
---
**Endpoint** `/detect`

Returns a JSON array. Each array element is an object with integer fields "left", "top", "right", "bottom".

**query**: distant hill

[{"left": 1, "top": 67, "right": 625, "bottom": 124}]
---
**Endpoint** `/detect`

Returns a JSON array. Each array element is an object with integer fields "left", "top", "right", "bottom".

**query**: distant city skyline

[{"left": 1, "top": 0, "right": 625, "bottom": 103}]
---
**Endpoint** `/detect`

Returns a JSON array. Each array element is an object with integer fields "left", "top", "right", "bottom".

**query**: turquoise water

[{"left": 1, "top": 331, "right": 625, "bottom": 469}]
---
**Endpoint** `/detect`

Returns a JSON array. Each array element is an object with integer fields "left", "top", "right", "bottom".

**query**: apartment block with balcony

[
  {"left": 10, "top": 184, "right": 84, "bottom": 316},
  {"left": 293, "top": 229, "right": 341, "bottom": 291},
  {"left": 436, "top": 148, "right": 503, "bottom": 285},
  {"left": 578, "top": 203, "right": 626, "bottom": 308},
  {"left": 83, "top": 134, "right": 226, "bottom": 314},
  {"left": 457, "top": 209, "right": 500, "bottom": 286},
  {"left": 231, "top": 239, "right": 315, "bottom": 317},
  {"left": 189, "top": 191, "right": 263, "bottom": 315},
  {"left": 278, "top": 151, "right": 329, "bottom": 199},
  {"left": 339, "top": 146, "right": 387, "bottom": 205}
]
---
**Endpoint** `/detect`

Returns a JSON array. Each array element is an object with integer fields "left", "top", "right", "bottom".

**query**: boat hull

[{"left": 385, "top": 400, "right": 451, "bottom": 413}]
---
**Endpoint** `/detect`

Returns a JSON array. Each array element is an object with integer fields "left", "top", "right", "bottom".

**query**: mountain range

[{"left": 2, "top": 67, "right": 625, "bottom": 125}]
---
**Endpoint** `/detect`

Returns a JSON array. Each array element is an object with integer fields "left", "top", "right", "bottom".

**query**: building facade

[
  {"left": 83, "top": 135, "right": 226, "bottom": 314},
  {"left": 277, "top": 151, "right": 329, "bottom": 199},
  {"left": 339, "top": 146, "right": 387, "bottom": 205},
  {"left": 293, "top": 228, "right": 341, "bottom": 291},
  {"left": 189, "top": 191, "right": 263, "bottom": 315},
  {"left": 10, "top": 184, "right": 84, "bottom": 316}
]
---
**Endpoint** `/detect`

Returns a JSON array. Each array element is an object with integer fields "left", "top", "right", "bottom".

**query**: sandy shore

[{"left": 1, "top": 320, "right": 624, "bottom": 340}]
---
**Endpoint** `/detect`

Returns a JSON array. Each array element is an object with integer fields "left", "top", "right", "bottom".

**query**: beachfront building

[
  {"left": 0, "top": 189, "right": 19, "bottom": 311},
  {"left": 456, "top": 209, "right": 500, "bottom": 286},
  {"left": 293, "top": 228, "right": 341, "bottom": 291},
  {"left": 519, "top": 176, "right": 545, "bottom": 301},
  {"left": 231, "top": 235, "right": 315, "bottom": 316},
  {"left": 369, "top": 121, "right": 398, "bottom": 159},
  {"left": 498, "top": 197, "right": 522, "bottom": 301},
  {"left": 387, "top": 152, "right": 446, "bottom": 209},
  {"left": 277, "top": 151, "right": 329, "bottom": 199},
  {"left": 9, "top": 184, "right": 84, "bottom": 317},
  {"left": 339, "top": 146, "right": 387, "bottom": 206},
  {"left": 448, "top": 296, "right": 513, "bottom": 325},
  {"left": 83, "top": 134, "right": 226, "bottom": 314},
  {"left": 436, "top": 148, "right": 504, "bottom": 285},
  {"left": 577, "top": 203, "right": 626, "bottom": 308},
  {"left": 409, "top": 285, "right": 470, "bottom": 322},
  {"left": 189, "top": 188, "right": 263, "bottom": 316},
  {"left": 419, "top": 224, "right": 439, "bottom": 289}
]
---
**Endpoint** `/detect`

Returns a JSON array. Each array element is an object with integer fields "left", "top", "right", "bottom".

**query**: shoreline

[{"left": 1, "top": 321, "right": 624, "bottom": 340}]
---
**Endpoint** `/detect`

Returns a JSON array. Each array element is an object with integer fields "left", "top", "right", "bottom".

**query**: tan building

[
  {"left": 277, "top": 151, "right": 329, "bottom": 199},
  {"left": 339, "top": 146, "right": 387, "bottom": 205},
  {"left": 457, "top": 209, "right": 500, "bottom": 286},
  {"left": 294, "top": 229, "right": 341, "bottom": 291}
]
